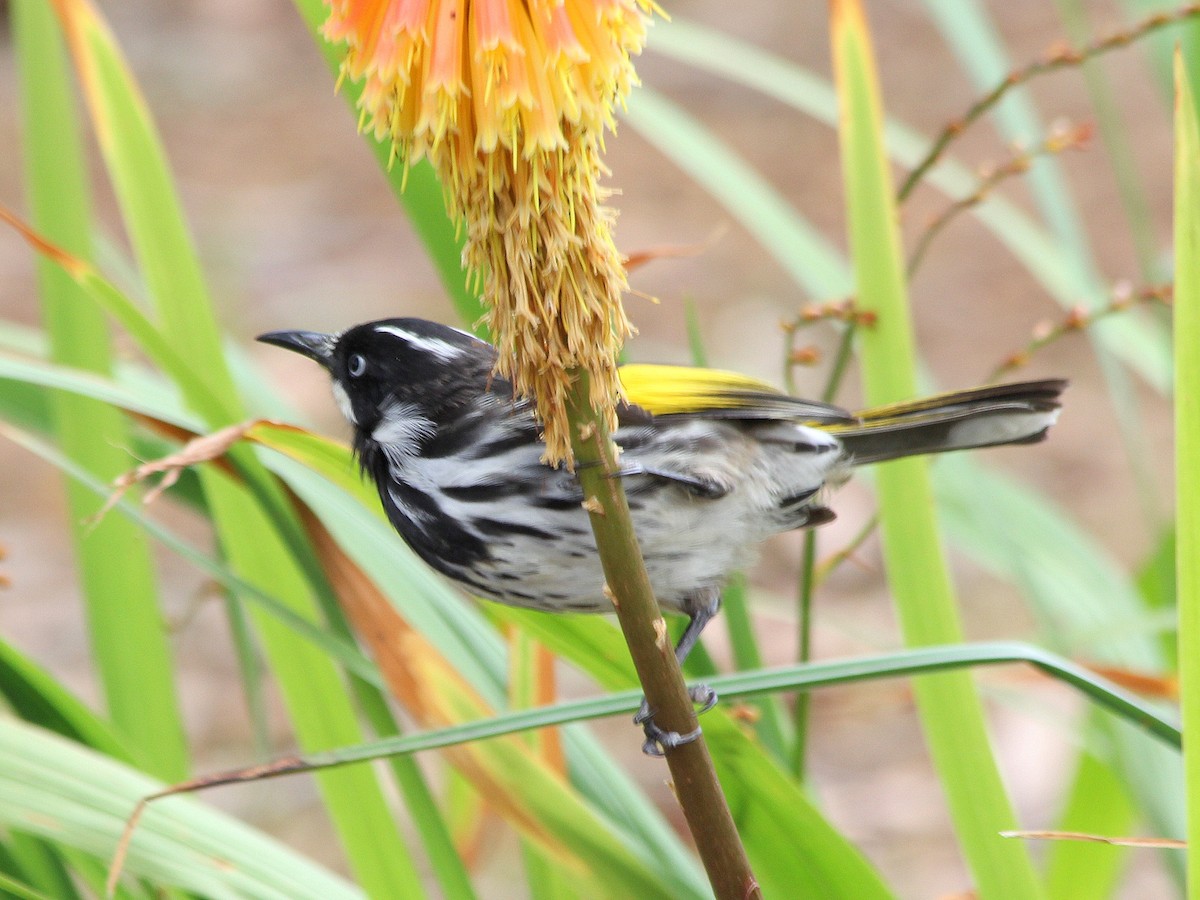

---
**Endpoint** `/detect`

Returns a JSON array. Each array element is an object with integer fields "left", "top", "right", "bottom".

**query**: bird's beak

[{"left": 257, "top": 330, "right": 335, "bottom": 370}]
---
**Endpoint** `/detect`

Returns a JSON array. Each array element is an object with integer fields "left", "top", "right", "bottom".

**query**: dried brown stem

[
  {"left": 897, "top": 3, "right": 1200, "bottom": 201},
  {"left": 989, "top": 281, "right": 1172, "bottom": 380},
  {"left": 906, "top": 121, "right": 1094, "bottom": 276}
]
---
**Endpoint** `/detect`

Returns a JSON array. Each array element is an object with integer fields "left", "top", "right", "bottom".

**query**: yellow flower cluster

[{"left": 324, "top": 0, "right": 660, "bottom": 464}]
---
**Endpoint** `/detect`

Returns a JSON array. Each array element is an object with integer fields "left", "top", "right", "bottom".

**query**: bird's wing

[{"left": 618, "top": 364, "right": 855, "bottom": 424}]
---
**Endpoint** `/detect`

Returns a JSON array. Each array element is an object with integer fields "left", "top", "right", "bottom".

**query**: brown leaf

[
  {"left": 94, "top": 420, "right": 260, "bottom": 524},
  {"left": 1085, "top": 663, "right": 1179, "bottom": 700}
]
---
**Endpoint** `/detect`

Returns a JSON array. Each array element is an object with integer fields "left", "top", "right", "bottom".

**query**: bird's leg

[{"left": 635, "top": 587, "right": 721, "bottom": 756}]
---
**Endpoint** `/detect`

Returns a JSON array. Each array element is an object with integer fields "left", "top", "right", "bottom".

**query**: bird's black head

[{"left": 257, "top": 318, "right": 495, "bottom": 435}]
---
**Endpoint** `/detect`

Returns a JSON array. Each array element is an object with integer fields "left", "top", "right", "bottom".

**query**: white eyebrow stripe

[{"left": 374, "top": 325, "right": 465, "bottom": 361}]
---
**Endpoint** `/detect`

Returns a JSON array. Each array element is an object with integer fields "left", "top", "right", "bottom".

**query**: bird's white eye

[{"left": 347, "top": 353, "right": 367, "bottom": 378}]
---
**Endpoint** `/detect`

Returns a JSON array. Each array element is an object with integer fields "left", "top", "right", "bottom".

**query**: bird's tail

[{"left": 828, "top": 379, "right": 1067, "bottom": 465}]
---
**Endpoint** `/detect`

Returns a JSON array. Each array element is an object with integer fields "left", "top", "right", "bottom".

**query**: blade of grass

[
  {"left": 936, "top": 453, "right": 1186, "bottom": 851},
  {"left": 0, "top": 421, "right": 383, "bottom": 683},
  {"left": 12, "top": 0, "right": 187, "bottom": 783},
  {"left": 0, "top": 206, "right": 234, "bottom": 425},
  {"left": 491, "top": 605, "right": 896, "bottom": 899},
  {"left": 193, "top": 475, "right": 429, "bottom": 895},
  {"left": 1172, "top": 47, "right": 1200, "bottom": 900},
  {"left": 0, "top": 414, "right": 434, "bottom": 895},
  {"left": 557, "top": 730, "right": 710, "bottom": 897},
  {"left": 1, "top": 835, "right": 79, "bottom": 900},
  {"left": 162, "top": 640, "right": 1182, "bottom": 779},
  {"left": 0, "top": 402, "right": 478, "bottom": 895},
  {"left": 511, "top": 632, "right": 580, "bottom": 900},
  {"left": 830, "top": 3, "right": 1043, "bottom": 896},
  {"left": 49, "top": 0, "right": 239, "bottom": 408},
  {"left": 47, "top": 2, "right": 426, "bottom": 890},
  {"left": 0, "top": 868, "right": 54, "bottom": 900},
  {"left": 11, "top": 10, "right": 464, "bottom": 891},
  {"left": 0, "top": 636, "right": 131, "bottom": 763},
  {"left": 1045, "top": 736, "right": 1134, "bottom": 900},
  {"left": 0, "top": 719, "right": 365, "bottom": 899}
]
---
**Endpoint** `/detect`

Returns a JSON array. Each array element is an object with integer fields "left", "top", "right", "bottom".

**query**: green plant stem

[
  {"left": 822, "top": 321, "right": 858, "bottom": 404},
  {"left": 790, "top": 319, "right": 855, "bottom": 779},
  {"left": 719, "top": 575, "right": 790, "bottom": 761},
  {"left": 833, "top": 3, "right": 1042, "bottom": 895},
  {"left": 790, "top": 532, "right": 818, "bottom": 780},
  {"left": 1053, "top": 0, "right": 1160, "bottom": 283},
  {"left": 1171, "top": 48, "right": 1200, "bottom": 900},
  {"left": 130, "top": 641, "right": 1182, "bottom": 792},
  {"left": 566, "top": 374, "right": 760, "bottom": 900}
]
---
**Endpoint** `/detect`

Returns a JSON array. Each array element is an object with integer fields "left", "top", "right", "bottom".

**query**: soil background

[{"left": 0, "top": 1, "right": 1180, "bottom": 897}]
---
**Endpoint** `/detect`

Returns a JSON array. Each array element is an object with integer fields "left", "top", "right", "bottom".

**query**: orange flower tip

[{"left": 321, "top": 0, "right": 658, "bottom": 466}]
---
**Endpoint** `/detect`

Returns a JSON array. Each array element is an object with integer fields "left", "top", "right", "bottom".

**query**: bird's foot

[
  {"left": 689, "top": 683, "right": 718, "bottom": 713},
  {"left": 633, "top": 684, "right": 718, "bottom": 757}
]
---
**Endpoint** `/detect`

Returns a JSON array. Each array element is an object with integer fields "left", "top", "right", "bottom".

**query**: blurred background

[{"left": 0, "top": 0, "right": 1180, "bottom": 896}]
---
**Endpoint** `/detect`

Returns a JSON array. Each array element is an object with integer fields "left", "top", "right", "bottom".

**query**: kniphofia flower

[{"left": 324, "top": 0, "right": 660, "bottom": 464}]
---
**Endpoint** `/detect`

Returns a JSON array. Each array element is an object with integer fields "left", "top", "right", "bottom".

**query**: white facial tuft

[
  {"left": 373, "top": 401, "right": 437, "bottom": 472},
  {"left": 331, "top": 381, "right": 356, "bottom": 425}
]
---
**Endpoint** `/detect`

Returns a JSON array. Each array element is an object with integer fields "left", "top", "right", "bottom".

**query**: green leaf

[
  {"left": 0, "top": 635, "right": 130, "bottom": 762},
  {"left": 1045, "top": 733, "right": 1133, "bottom": 900},
  {"left": 1, "top": 833, "right": 80, "bottom": 900},
  {"left": 0, "top": 867, "right": 56, "bottom": 900},
  {"left": 830, "top": 3, "right": 1043, "bottom": 895},
  {"left": 12, "top": 0, "right": 187, "bottom": 780},
  {"left": 491, "top": 606, "right": 896, "bottom": 900},
  {"left": 55, "top": 0, "right": 238, "bottom": 411},
  {"left": 1171, "top": 47, "right": 1200, "bottom": 900},
  {"left": 0, "top": 719, "right": 364, "bottom": 900},
  {"left": 46, "top": 2, "right": 428, "bottom": 887},
  {"left": 935, "top": 455, "right": 1186, "bottom": 846}
]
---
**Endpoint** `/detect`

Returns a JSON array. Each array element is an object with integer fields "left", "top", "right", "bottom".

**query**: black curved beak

[{"left": 257, "top": 330, "right": 335, "bottom": 370}]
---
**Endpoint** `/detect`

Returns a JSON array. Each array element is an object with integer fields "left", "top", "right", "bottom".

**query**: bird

[{"left": 259, "top": 318, "right": 1065, "bottom": 754}]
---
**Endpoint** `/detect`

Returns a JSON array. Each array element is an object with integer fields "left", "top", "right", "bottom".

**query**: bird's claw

[
  {"left": 637, "top": 717, "right": 701, "bottom": 757},
  {"left": 689, "top": 683, "right": 718, "bottom": 713},
  {"left": 634, "top": 684, "right": 718, "bottom": 756}
]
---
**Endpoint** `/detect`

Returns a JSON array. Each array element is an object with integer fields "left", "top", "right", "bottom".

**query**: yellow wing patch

[
  {"left": 618, "top": 364, "right": 785, "bottom": 415},
  {"left": 614, "top": 362, "right": 782, "bottom": 415}
]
